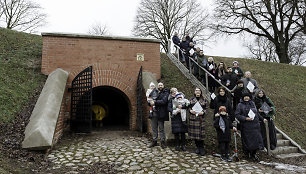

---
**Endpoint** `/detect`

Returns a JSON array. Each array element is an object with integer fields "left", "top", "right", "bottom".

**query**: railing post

[
  {"left": 265, "top": 121, "right": 271, "bottom": 156},
  {"left": 189, "top": 57, "right": 192, "bottom": 73},
  {"left": 205, "top": 72, "right": 209, "bottom": 91}
]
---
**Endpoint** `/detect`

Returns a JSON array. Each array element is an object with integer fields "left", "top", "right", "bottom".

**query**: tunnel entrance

[{"left": 91, "top": 86, "right": 130, "bottom": 130}]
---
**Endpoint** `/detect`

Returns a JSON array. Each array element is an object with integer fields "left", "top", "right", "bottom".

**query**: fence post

[
  {"left": 265, "top": 121, "right": 271, "bottom": 156},
  {"left": 205, "top": 72, "right": 209, "bottom": 91},
  {"left": 168, "top": 39, "right": 171, "bottom": 54},
  {"left": 189, "top": 58, "right": 192, "bottom": 73}
]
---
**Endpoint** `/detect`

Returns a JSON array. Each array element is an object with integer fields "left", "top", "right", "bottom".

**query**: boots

[
  {"left": 199, "top": 147, "right": 205, "bottom": 156},
  {"left": 175, "top": 134, "right": 180, "bottom": 151},
  {"left": 181, "top": 134, "right": 186, "bottom": 151},
  {"left": 161, "top": 141, "right": 166, "bottom": 149},
  {"left": 148, "top": 141, "right": 157, "bottom": 148},
  {"left": 195, "top": 141, "right": 200, "bottom": 154}
]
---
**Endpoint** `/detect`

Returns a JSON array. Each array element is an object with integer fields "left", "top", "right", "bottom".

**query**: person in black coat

[
  {"left": 172, "top": 32, "right": 180, "bottom": 46},
  {"left": 148, "top": 82, "right": 170, "bottom": 149},
  {"left": 221, "top": 67, "right": 239, "bottom": 91},
  {"left": 214, "top": 106, "right": 237, "bottom": 162},
  {"left": 210, "top": 86, "right": 235, "bottom": 122},
  {"left": 207, "top": 57, "right": 217, "bottom": 92},
  {"left": 254, "top": 89, "right": 277, "bottom": 150},
  {"left": 168, "top": 89, "right": 189, "bottom": 151},
  {"left": 179, "top": 37, "right": 189, "bottom": 63},
  {"left": 235, "top": 92, "right": 267, "bottom": 161}
]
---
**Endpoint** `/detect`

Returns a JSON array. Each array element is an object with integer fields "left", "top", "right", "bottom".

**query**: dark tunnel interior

[{"left": 91, "top": 86, "right": 130, "bottom": 129}]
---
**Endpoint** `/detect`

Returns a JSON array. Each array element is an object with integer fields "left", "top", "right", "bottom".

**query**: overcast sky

[{"left": 36, "top": 0, "right": 249, "bottom": 58}]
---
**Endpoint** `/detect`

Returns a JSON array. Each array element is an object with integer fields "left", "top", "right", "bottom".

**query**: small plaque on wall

[{"left": 136, "top": 53, "right": 144, "bottom": 61}]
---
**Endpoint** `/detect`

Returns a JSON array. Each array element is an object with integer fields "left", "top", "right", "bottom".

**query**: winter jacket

[
  {"left": 210, "top": 95, "right": 235, "bottom": 122},
  {"left": 172, "top": 35, "right": 180, "bottom": 46},
  {"left": 153, "top": 88, "right": 170, "bottom": 121},
  {"left": 168, "top": 95, "right": 188, "bottom": 133},
  {"left": 235, "top": 99, "right": 264, "bottom": 151},
  {"left": 232, "top": 67, "right": 244, "bottom": 79},
  {"left": 221, "top": 73, "right": 239, "bottom": 90},
  {"left": 214, "top": 114, "right": 233, "bottom": 142}
]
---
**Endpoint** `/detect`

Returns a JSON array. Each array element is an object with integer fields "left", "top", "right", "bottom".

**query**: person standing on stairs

[
  {"left": 235, "top": 92, "right": 267, "bottom": 161},
  {"left": 168, "top": 89, "right": 189, "bottom": 151},
  {"left": 188, "top": 87, "right": 208, "bottom": 156},
  {"left": 148, "top": 82, "right": 170, "bottom": 149},
  {"left": 254, "top": 89, "right": 277, "bottom": 150},
  {"left": 241, "top": 71, "right": 258, "bottom": 97}
]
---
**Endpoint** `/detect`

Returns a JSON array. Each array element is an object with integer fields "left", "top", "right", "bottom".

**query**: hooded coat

[
  {"left": 210, "top": 95, "right": 235, "bottom": 122},
  {"left": 254, "top": 90, "right": 277, "bottom": 150},
  {"left": 235, "top": 96, "right": 264, "bottom": 151}
]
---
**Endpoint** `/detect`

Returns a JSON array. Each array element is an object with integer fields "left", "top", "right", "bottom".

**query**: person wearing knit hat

[
  {"left": 214, "top": 105, "right": 236, "bottom": 162},
  {"left": 232, "top": 61, "right": 244, "bottom": 79},
  {"left": 171, "top": 91, "right": 190, "bottom": 151},
  {"left": 235, "top": 89, "right": 267, "bottom": 162},
  {"left": 254, "top": 89, "right": 277, "bottom": 150}
]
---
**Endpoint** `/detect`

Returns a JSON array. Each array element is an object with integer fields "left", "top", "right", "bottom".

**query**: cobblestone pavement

[{"left": 47, "top": 130, "right": 300, "bottom": 174}]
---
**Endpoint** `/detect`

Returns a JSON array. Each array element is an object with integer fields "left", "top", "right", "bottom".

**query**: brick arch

[{"left": 69, "top": 62, "right": 138, "bottom": 130}]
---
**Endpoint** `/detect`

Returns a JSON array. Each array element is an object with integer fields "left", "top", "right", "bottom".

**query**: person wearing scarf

[{"left": 188, "top": 88, "right": 208, "bottom": 156}]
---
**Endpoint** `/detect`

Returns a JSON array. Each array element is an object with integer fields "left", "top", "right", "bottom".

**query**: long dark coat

[
  {"left": 207, "top": 62, "right": 217, "bottom": 88},
  {"left": 210, "top": 95, "right": 235, "bottom": 122},
  {"left": 154, "top": 88, "right": 170, "bottom": 121},
  {"left": 254, "top": 95, "right": 277, "bottom": 150},
  {"left": 188, "top": 97, "right": 208, "bottom": 140},
  {"left": 168, "top": 96, "right": 188, "bottom": 133},
  {"left": 214, "top": 114, "right": 233, "bottom": 142},
  {"left": 235, "top": 100, "right": 264, "bottom": 151}
]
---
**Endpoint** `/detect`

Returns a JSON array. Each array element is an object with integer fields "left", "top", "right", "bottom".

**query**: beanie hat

[
  {"left": 219, "top": 106, "right": 227, "bottom": 112},
  {"left": 242, "top": 92, "right": 252, "bottom": 98},
  {"left": 175, "top": 92, "right": 184, "bottom": 99},
  {"left": 233, "top": 61, "right": 239, "bottom": 65}
]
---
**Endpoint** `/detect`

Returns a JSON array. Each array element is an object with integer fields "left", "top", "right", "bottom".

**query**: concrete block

[{"left": 22, "top": 68, "right": 68, "bottom": 150}]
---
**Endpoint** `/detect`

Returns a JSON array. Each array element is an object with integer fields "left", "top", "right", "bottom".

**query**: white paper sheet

[
  {"left": 209, "top": 64, "right": 214, "bottom": 70},
  {"left": 248, "top": 109, "right": 255, "bottom": 120},
  {"left": 234, "top": 69, "right": 238, "bottom": 74},
  {"left": 261, "top": 102, "right": 271, "bottom": 115},
  {"left": 211, "top": 93, "right": 216, "bottom": 100},
  {"left": 247, "top": 81, "right": 255, "bottom": 92},
  {"left": 192, "top": 102, "right": 203, "bottom": 116},
  {"left": 189, "top": 49, "right": 194, "bottom": 55}
]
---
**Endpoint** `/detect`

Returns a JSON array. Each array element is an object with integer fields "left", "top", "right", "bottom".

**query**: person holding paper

[
  {"left": 241, "top": 71, "right": 258, "bottom": 96},
  {"left": 169, "top": 91, "right": 190, "bottom": 151},
  {"left": 235, "top": 92, "right": 266, "bottom": 161},
  {"left": 221, "top": 67, "right": 239, "bottom": 90},
  {"left": 188, "top": 87, "right": 208, "bottom": 156},
  {"left": 207, "top": 57, "right": 217, "bottom": 92},
  {"left": 254, "top": 89, "right": 277, "bottom": 150},
  {"left": 210, "top": 87, "right": 235, "bottom": 122},
  {"left": 232, "top": 61, "right": 244, "bottom": 79},
  {"left": 214, "top": 106, "right": 237, "bottom": 162}
]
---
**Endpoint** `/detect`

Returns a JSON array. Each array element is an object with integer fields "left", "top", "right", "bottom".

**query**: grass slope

[
  {"left": 211, "top": 56, "right": 306, "bottom": 149},
  {"left": 0, "top": 28, "right": 46, "bottom": 123}
]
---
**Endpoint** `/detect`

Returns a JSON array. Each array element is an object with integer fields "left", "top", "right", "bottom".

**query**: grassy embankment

[
  {"left": 0, "top": 28, "right": 46, "bottom": 123},
  {"left": 160, "top": 53, "right": 306, "bottom": 150},
  {"left": 0, "top": 28, "right": 46, "bottom": 173}
]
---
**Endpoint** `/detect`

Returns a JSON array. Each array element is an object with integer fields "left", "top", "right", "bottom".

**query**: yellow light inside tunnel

[{"left": 92, "top": 105, "right": 107, "bottom": 121}]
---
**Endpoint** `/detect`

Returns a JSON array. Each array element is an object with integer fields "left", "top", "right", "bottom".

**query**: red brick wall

[{"left": 42, "top": 33, "right": 160, "bottom": 143}]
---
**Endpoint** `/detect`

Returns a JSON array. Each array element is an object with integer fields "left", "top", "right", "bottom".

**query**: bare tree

[
  {"left": 87, "top": 22, "right": 109, "bottom": 36},
  {"left": 133, "top": 0, "right": 209, "bottom": 52},
  {"left": 212, "top": 0, "right": 305, "bottom": 64},
  {"left": 0, "top": 0, "right": 47, "bottom": 32},
  {"left": 245, "top": 36, "right": 278, "bottom": 62}
]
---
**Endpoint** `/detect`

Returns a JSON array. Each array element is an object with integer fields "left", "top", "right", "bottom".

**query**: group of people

[
  {"left": 146, "top": 66, "right": 277, "bottom": 162},
  {"left": 146, "top": 83, "right": 208, "bottom": 156}
]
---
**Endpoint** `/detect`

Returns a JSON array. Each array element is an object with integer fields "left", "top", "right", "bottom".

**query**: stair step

[
  {"left": 275, "top": 153, "right": 306, "bottom": 159},
  {"left": 277, "top": 139, "right": 291, "bottom": 146},
  {"left": 272, "top": 146, "right": 299, "bottom": 155},
  {"left": 276, "top": 133, "right": 283, "bottom": 139}
]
